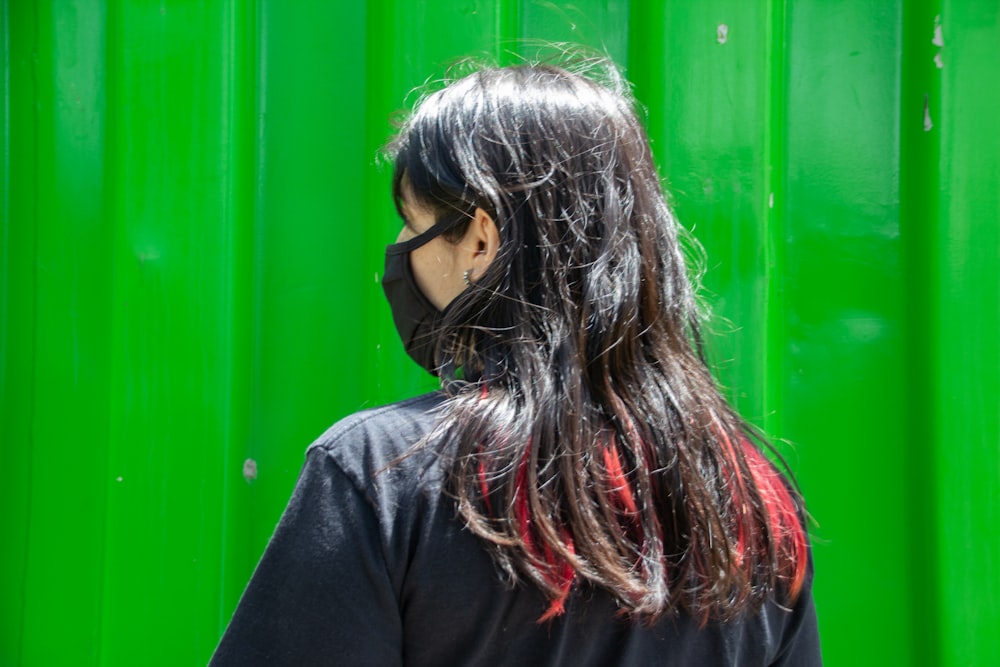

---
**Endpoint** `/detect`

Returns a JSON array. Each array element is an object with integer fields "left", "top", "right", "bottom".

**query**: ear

[{"left": 462, "top": 207, "right": 500, "bottom": 281}]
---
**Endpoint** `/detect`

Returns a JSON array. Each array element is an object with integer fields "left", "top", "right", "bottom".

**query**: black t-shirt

[{"left": 210, "top": 392, "right": 822, "bottom": 665}]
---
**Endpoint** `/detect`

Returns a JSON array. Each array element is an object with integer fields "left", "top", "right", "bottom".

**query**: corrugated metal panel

[
  {"left": 923, "top": 3, "right": 1000, "bottom": 662},
  {"left": 2, "top": 1, "right": 997, "bottom": 664}
]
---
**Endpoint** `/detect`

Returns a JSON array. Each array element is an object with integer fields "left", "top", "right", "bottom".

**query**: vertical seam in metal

[
  {"left": 18, "top": 0, "right": 41, "bottom": 663},
  {"left": 248, "top": 0, "right": 267, "bottom": 563},
  {"left": 763, "top": 0, "right": 787, "bottom": 444},
  {"left": 497, "top": 0, "right": 520, "bottom": 65},
  {"left": 217, "top": 0, "right": 260, "bottom": 635},
  {"left": 217, "top": 0, "right": 234, "bottom": 634},
  {"left": 95, "top": 2, "right": 118, "bottom": 662},
  {"left": 899, "top": 0, "right": 943, "bottom": 663}
]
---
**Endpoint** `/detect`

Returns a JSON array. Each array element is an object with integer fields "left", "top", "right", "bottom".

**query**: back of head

[
  {"left": 388, "top": 60, "right": 807, "bottom": 623},
  {"left": 391, "top": 62, "right": 696, "bottom": 384}
]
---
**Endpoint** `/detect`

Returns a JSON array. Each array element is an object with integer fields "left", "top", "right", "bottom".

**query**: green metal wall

[{"left": 2, "top": 1, "right": 997, "bottom": 665}]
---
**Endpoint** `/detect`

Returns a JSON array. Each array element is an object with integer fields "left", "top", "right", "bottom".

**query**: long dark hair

[{"left": 388, "top": 60, "right": 807, "bottom": 622}]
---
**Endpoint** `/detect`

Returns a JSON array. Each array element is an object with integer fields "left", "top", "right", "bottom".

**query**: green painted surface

[
  {"left": 99, "top": 3, "right": 249, "bottom": 662},
  {"left": 1, "top": 2, "right": 37, "bottom": 665},
  {"left": 2, "top": 1, "right": 998, "bottom": 665},
  {"left": 931, "top": 2, "right": 1000, "bottom": 663},
  {"left": 782, "top": 4, "right": 914, "bottom": 664}
]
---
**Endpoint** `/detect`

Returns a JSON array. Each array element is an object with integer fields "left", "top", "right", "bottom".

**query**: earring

[{"left": 463, "top": 270, "right": 472, "bottom": 287}]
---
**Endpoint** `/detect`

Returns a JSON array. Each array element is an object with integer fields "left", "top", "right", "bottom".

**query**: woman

[{"left": 211, "top": 60, "right": 821, "bottom": 665}]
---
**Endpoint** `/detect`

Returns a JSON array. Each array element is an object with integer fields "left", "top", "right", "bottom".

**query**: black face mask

[{"left": 381, "top": 219, "right": 463, "bottom": 375}]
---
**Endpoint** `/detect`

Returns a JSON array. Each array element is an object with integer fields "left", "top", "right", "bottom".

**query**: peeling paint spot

[
  {"left": 768, "top": 193, "right": 775, "bottom": 209},
  {"left": 923, "top": 94, "right": 933, "bottom": 132},
  {"left": 934, "top": 52, "right": 944, "bottom": 69},
  {"left": 702, "top": 176, "right": 714, "bottom": 197},
  {"left": 717, "top": 24, "right": 729, "bottom": 44},
  {"left": 375, "top": 272, "right": 379, "bottom": 283},
  {"left": 136, "top": 247, "right": 161, "bottom": 264},
  {"left": 243, "top": 458, "right": 258, "bottom": 483},
  {"left": 932, "top": 15, "right": 944, "bottom": 47}
]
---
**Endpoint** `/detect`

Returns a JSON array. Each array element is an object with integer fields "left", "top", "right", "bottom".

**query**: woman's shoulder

[
  {"left": 310, "top": 391, "right": 445, "bottom": 450},
  {"left": 303, "top": 391, "right": 450, "bottom": 502}
]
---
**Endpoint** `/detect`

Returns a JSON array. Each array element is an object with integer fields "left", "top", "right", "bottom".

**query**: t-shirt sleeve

[
  {"left": 770, "top": 559, "right": 823, "bottom": 666},
  {"left": 209, "top": 447, "right": 402, "bottom": 666}
]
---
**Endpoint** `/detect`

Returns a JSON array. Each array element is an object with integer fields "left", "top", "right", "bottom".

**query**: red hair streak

[
  {"left": 476, "top": 388, "right": 806, "bottom": 620},
  {"left": 512, "top": 445, "right": 576, "bottom": 622},
  {"left": 739, "top": 439, "right": 808, "bottom": 599},
  {"left": 602, "top": 437, "right": 639, "bottom": 517}
]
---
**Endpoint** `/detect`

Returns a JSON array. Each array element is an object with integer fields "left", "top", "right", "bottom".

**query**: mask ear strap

[{"left": 386, "top": 213, "right": 469, "bottom": 255}]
